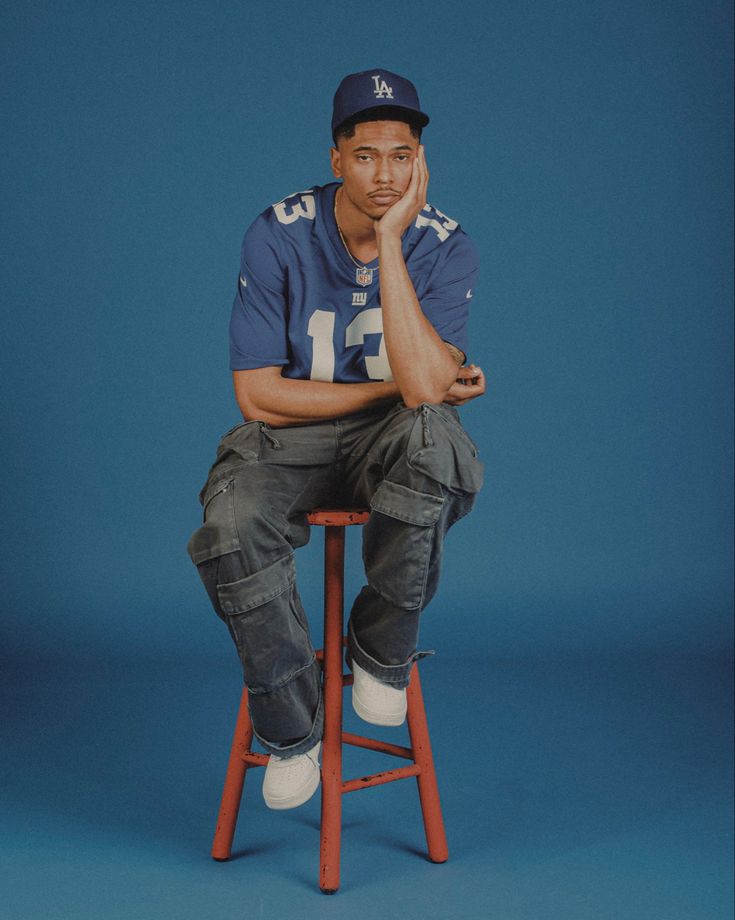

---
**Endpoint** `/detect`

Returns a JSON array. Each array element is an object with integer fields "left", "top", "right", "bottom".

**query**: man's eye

[
  {"left": 395, "top": 155, "right": 410, "bottom": 161},
  {"left": 357, "top": 155, "right": 373, "bottom": 161}
]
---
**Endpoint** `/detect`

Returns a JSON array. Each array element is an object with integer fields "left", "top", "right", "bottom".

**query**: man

[{"left": 187, "top": 69, "right": 485, "bottom": 811}]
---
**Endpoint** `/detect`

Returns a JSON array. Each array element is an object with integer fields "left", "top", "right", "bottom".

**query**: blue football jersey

[{"left": 229, "top": 182, "right": 479, "bottom": 382}]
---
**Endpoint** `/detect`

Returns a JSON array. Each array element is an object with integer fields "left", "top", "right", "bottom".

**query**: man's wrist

[{"left": 375, "top": 226, "right": 403, "bottom": 247}]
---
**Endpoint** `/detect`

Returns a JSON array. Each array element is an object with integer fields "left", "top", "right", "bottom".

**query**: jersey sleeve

[
  {"left": 419, "top": 231, "right": 479, "bottom": 360},
  {"left": 229, "top": 213, "right": 289, "bottom": 371}
]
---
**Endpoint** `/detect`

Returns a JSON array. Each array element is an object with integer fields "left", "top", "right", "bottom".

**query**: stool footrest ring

[
  {"left": 341, "top": 732, "right": 413, "bottom": 760},
  {"left": 239, "top": 735, "right": 414, "bottom": 766},
  {"left": 341, "top": 764, "right": 422, "bottom": 794}
]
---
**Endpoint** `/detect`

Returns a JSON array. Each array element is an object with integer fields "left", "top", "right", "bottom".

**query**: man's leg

[
  {"left": 187, "top": 419, "right": 339, "bottom": 757},
  {"left": 341, "top": 403, "right": 483, "bottom": 689}
]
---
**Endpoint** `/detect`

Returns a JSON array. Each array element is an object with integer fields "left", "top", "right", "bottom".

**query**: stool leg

[
  {"left": 211, "top": 686, "right": 253, "bottom": 860},
  {"left": 406, "top": 664, "right": 449, "bottom": 863},
  {"left": 319, "top": 525, "right": 345, "bottom": 894}
]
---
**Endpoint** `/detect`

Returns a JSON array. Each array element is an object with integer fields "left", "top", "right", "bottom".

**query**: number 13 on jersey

[{"left": 307, "top": 307, "right": 393, "bottom": 382}]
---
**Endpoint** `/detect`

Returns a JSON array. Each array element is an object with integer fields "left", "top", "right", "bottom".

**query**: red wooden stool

[{"left": 210, "top": 508, "right": 448, "bottom": 893}]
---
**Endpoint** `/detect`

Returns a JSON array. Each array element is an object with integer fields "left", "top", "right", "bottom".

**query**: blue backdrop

[{"left": 2, "top": 1, "right": 732, "bottom": 917}]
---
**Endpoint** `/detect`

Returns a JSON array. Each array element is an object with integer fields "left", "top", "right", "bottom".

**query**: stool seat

[
  {"left": 210, "top": 507, "right": 448, "bottom": 893},
  {"left": 306, "top": 508, "right": 370, "bottom": 526}
]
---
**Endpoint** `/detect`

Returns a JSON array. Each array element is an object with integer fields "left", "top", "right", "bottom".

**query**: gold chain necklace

[{"left": 333, "top": 187, "right": 379, "bottom": 273}]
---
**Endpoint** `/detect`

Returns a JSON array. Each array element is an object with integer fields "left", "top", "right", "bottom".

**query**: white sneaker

[
  {"left": 351, "top": 661, "right": 407, "bottom": 727},
  {"left": 262, "top": 741, "right": 321, "bottom": 810}
]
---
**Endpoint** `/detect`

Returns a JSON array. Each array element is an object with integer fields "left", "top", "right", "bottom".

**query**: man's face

[{"left": 330, "top": 120, "right": 419, "bottom": 221}]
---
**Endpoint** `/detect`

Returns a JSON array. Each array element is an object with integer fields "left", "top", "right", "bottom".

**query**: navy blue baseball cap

[{"left": 331, "top": 68, "right": 429, "bottom": 141}]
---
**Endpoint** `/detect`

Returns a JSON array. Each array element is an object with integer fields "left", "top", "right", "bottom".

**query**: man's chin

[{"left": 364, "top": 199, "right": 395, "bottom": 220}]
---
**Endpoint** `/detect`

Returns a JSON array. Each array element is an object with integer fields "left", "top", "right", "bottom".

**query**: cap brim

[{"left": 333, "top": 104, "right": 429, "bottom": 138}]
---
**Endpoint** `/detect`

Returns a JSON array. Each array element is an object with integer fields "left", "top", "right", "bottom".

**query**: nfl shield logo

[{"left": 356, "top": 267, "right": 373, "bottom": 287}]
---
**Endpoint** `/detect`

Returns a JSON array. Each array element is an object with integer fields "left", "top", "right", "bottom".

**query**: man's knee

[
  {"left": 187, "top": 470, "right": 294, "bottom": 571},
  {"left": 381, "top": 402, "right": 484, "bottom": 495}
]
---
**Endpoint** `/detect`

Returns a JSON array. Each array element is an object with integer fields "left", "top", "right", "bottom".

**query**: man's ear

[{"left": 329, "top": 146, "right": 342, "bottom": 179}]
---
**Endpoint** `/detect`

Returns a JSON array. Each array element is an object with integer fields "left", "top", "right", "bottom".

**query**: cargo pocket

[
  {"left": 364, "top": 479, "right": 444, "bottom": 610},
  {"left": 407, "top": 403, "right": 484, "bottom": 494},
  {"left": 216, "top": 554, "right": 314, "bottom": 694},
  {"left": 187, "top": 477, "right": 241, "bottom": 565}
]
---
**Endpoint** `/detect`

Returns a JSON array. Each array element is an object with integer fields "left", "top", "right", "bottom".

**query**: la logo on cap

[{"left": 371, "top": 75, "right": 393, "bottom": 99}]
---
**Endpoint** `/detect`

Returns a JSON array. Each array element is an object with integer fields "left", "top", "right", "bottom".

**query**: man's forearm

[
  {"left": 233, "top": 370, "right": 401, "bottom": 427},
  {"left": 377, "top": 231, "right": 460, "bottom": 407}
]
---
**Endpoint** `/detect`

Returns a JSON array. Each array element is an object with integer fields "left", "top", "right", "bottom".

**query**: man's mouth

[{"left": 369, "top": 191, "right": 399, "bottom": 204}]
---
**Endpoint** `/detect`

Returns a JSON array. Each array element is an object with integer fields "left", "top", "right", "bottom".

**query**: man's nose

[{"left": 373, "top": 156, "right": 392, "bottom": 185}]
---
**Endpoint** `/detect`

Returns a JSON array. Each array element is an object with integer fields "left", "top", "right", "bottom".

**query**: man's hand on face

[
  {"left": 371, "top": 143, "right": 483, "bottom": 407},
  {"left": 443, "top": 364, "right": 486, "bottom": 406},
  {"left": 374, "top": 145, "right": 428, "bottom": 240}
]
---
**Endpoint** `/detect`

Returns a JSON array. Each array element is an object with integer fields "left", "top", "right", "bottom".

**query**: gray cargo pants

[{"left": 187, "top": 401, "right": 483, "bottom": 758}]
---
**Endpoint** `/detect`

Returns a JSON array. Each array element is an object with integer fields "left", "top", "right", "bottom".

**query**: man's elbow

[
  {"left": 232, "top": 385, "right": 269, "bottom": 424},
  {"left": 401, "top": 384, "right": 452, "bottom": 409},
  {"left": 234, "top": 370, "right": 284, "bottom": 426},
  {"left": 236, "top": 395, "right": 283, "bottom": 428},
  {"left": 400, "top": 370, "right": 456, "bottom": 408}
]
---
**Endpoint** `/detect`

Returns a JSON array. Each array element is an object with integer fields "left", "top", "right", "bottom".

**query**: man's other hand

[{"left": 443, "top": 364, "right": 486, "bottom": 406}]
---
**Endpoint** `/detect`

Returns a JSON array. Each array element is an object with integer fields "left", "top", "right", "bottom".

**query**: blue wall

[{"left": 2, "top": 0, "right": 732, "bottom": 663}]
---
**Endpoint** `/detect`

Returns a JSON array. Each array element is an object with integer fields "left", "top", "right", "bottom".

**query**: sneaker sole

[
  {"left": 263, "top": 766, "right": 321, "bottom": 810},
  {"left": 352, "top": 689, "right": 407, "bottom": 727}
]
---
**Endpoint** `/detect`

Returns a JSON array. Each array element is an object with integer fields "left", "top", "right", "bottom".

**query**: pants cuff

[
  {"left": 346, "top": 621, "right": 434, "bottom": 689},
  {"left": 252, "top": 690, "right": 324, "bottom": 759}
]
